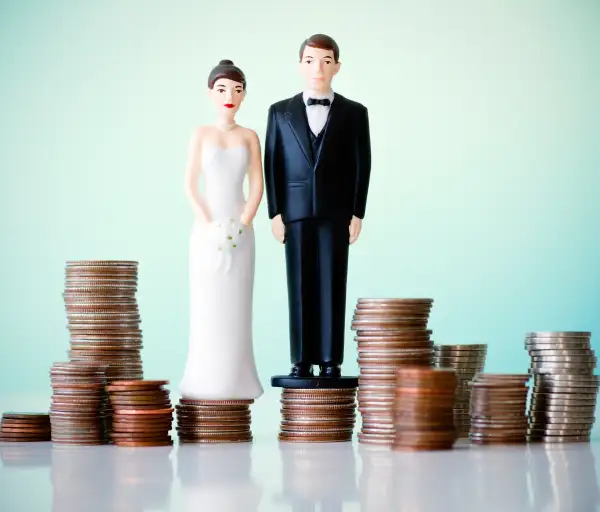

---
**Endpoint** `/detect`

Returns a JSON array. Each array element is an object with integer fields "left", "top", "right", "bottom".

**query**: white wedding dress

[{"left": 179, "top": 144, "right": 263, "bottom": 400}]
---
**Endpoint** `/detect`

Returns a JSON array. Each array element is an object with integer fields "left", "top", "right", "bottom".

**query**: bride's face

[{"left": 209, "top": 78, "right": 246, "bottom": 116}]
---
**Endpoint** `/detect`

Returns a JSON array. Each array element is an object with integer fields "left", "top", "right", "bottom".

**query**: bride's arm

[
  {"left": 184, "top": 127, "right": 211, "bottom": 224},
  {"left": 240, "top": 130, "right": 264, "bottom": 226}
]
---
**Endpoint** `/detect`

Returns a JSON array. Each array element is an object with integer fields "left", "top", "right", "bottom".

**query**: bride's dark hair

[{"left": 208, "top": 59, "right": 247, "bottom": 90}]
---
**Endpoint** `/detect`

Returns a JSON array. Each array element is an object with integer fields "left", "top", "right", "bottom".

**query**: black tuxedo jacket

[{"left": 264, "top": 92, "right": 371, "bottom": 224}]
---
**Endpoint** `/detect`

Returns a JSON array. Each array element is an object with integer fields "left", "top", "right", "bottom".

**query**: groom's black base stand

[{"left": 271, "top": 375, "right": 358, "bottom": 389}]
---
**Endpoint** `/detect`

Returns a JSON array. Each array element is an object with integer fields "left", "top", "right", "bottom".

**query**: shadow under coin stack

[
  {"left": 106, "top": 380, "right": 173, "bottom": 447},
  {"left": 351, "top": 298, "right": 434, "bottom": 446},
  {"left": 0, "top": 413, "right": 51, "bottom": 442},
  {"left": 392, "top": 367, "right": 457, "bottom": 451},
  {"left": 433, "top": 344, "right": 487, "bottom": 438},
  {"left": 525, "top": 331, "right": 598, "bottom": 443},
  {"left": 468, "top": 373, "right": 530, "bottom": 445},
  {"left": 63, "top": 260, "right": 144, "bottom": 435},
  {"left": 49, "top": 361, "right": 109, "bottom": 445},
  {"left": 176, "top": 399, "right": 254, "bottom": 443},
  {"left": 277, "top": 389, "right": 357, "bottom": 442}
]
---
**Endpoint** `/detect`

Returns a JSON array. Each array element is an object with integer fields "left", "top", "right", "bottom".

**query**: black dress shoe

[
  {"left": 290, "top": 363, "right": 313, "bottom": 378},
  {"left": 319, "top": 365, "right": 341, "bottom": 378}
]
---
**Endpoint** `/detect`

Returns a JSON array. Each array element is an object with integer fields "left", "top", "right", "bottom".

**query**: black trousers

[{"left": 284, "top": 217, "right": 350, "bottom": 367}]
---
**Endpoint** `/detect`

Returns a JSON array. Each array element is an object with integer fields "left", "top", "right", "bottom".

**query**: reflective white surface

[{"left": 1, "top": 436, "right": 600, "bottom": 511}]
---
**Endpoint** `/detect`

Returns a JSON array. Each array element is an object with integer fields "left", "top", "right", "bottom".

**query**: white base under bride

[{"left": 179, "top": 144, "right": 264, "bottom": 400}]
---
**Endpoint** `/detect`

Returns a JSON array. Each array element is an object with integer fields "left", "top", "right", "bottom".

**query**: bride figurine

[{"left": 178, "top": 59, "right": 264, "bottom": 400}]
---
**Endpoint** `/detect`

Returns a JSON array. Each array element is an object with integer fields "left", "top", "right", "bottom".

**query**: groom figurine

[{"left": 264, "top": 34, "right": 372, "bottom": 385}]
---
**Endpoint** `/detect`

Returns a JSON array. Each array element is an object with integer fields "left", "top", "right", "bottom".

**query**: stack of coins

[
  {"left": 0, "top": 413, "right": 51, "bottom": 442},
  {"left": 392, "top": 367, "right": 457, "bottom": 451},
  {"left": 175, "top": 399, "right": 254, "bottom": 443},
  {"left": 49, "top": 361, "right": 109, "bottom": 445},
  {"left": 469, "top": 373, "right": 530, "bottom": 444},
  {"left": 351, "top": 298, "right": 434, "bottom": 445},
  {"left": 63, "top": 260, "right": 144, "bottom": 433},
  {"left": 277, "top": 389, "right": 357, "bottom": 443},
  {"left": 433, "top": 344, "right": 487, "bottom": 437},
  {"left": 107, "top": 380, "right": 173, "bottom": 447},
  {"left": 525, "top": 331, "right": 597, "bottom": 443}
]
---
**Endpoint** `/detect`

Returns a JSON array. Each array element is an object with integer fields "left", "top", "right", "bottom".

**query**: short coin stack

[
  {"left": 0, "top": 413, "right": 51, "bottom": 442},
  {"left": 49, "top": 361, "right": 109, "bottom": 445},
  {"left": 469, "top": 373, "right": 530, "bottom": 444},
  {"left": 433, "top": 344, "right": 487, "bottom": 437},
  {"left": 107, "top": 380, "right": 173, "bottom": 447},
  {"left": 63, "top": 260, "right": 145, "bottom": 433},
  {"left": 351, "top": 298, "right": 434, "bottom": 445},
  {"left": 277, "top": 389, "right": 357, "bottom": 443},
  {"left": 525, "top": 331, "right": 598, "bottom": 443},
  {"left": 176, "top": 399, "right": 254, "bottom": 443},
  {"left": 392, "top": 367, "right": 457, "bottom": 451}
]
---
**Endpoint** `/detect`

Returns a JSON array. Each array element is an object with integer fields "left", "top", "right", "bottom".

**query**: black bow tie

[{"left": 307, "top": 97, "right": 331, "bottom": 106}]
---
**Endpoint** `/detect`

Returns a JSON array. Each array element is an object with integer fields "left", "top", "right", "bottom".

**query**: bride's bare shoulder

[{"left": 238, "top": 126, "right": 260, "bottom": 144}]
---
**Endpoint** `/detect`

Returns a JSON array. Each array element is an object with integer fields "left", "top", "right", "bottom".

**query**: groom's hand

[
  {"left": 349, "top": 216, "right": 362, "bottom": 244},
  {"left": 271, "top": 214, "right": 286, "bottom": 244}
]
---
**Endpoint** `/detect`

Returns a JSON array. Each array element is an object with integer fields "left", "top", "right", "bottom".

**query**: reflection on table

[{"left": 177, "top": 442, "right": 262, "bottom": 512}]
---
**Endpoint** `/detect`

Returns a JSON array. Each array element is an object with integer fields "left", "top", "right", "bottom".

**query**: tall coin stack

[
  {"left": 49, "top": 361, "right": 109, "bottom": 445},
  {"left": 351, "top": 298, "right": 434, "bottom": 445},
  {"left": 176, "top": 399, "right": 254, "bottom": 443},
  {"left": 277, "top": 389, "right": 357, "bottom": 442},
  {"left": 63, "top": 260, "right": 144, "bottom": 436},
  {"left": 433, "top": 344, "right": 487, "bottom": 437},
  {"left": 392, "top": 367, "right": 457, "bottom": 451},
  {"left": 469, "top": 373, "right": 530, "bottom": 444},
  {"left": 525, "top": 331, "right": 598, "bottom": 443}
]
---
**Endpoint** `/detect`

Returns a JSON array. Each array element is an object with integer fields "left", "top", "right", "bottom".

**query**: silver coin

[
  {"left": 434, "top": 352, "right": 487, "bottom": 358},
  {"left": 525, "top": 336, "right": 592, "bottom": 343},
  {"left": 531, "top": 393, "right": 597, "bottom": 406},
  {"left": 529, "top": 405, "right": 596, "bottom": 414},
  {"left": 433, "top": 358, "right": 486, "bottom": 365},
  {"left": 530, "top": 361, "right": 596, "bottom": 368},
  {"left": 525, "top": 343, "right": 595, "bottom": 355},
  {"left": 528, "top": 348, "right": 594, "bottom": 355},
  {"left": 527, "top": 421, "right": 594, "bottom": 430},
  {"left": 531, "top": 355, "right": 596, "bottom": 363},
  {"left": 527, "top": 427, "right": 592, "bottom": 435},
  {"left": 528, "top": 413, "right": 595, "bottom": 423},
  {"left": 534, "top": 374, "right": 599, "bottom": 382},
  {"left": 434, "top": 361, "right": 485, "bottom": 368},
  {"left": 526, "top": 331, "right": 591, "bottom": 338},
  {"left": 530, "top": 368, "right": 595, "bottom": 376}
]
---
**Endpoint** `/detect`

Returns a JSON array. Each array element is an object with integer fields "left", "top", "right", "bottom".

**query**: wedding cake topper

[
  {"left": 264, "top": 34, "right": 372, "bottom": 387},
  {"left": 178, "top": 58, "right": 264, "bottom": 399}
]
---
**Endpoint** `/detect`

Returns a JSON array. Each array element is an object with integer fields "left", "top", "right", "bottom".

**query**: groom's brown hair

[{"left": 299, "top": 34, "right": 340, "bottom": 63}]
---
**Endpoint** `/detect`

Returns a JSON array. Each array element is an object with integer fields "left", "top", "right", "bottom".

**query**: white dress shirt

[{"left": 302, "top": 90, "right": 334, "bottom": 136}]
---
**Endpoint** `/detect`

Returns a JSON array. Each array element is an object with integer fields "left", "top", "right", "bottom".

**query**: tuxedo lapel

[
  {"left": 314, "top": 93, "right": 346, "bottom": 170},
  {"left": 285, "top": 94, "right": 313, "bottom": 167}
]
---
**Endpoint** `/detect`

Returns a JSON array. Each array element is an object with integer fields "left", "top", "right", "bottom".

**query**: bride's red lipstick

[{"left": 224, "top": 103, "right": 234, "bottom": 108}]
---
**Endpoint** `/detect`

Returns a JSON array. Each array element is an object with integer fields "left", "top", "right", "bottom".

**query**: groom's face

[{"left": 299, "top": 46, "right": 340, "bottom": 93}]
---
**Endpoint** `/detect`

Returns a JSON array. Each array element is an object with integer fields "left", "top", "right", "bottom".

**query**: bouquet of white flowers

[{"left": 208, "top": 218, "right": 246, "bottom": 273}]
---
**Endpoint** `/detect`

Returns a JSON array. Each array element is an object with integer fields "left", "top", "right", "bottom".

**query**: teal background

[{"left": 1, "top": 0, "right": 599, "bottom": 436}]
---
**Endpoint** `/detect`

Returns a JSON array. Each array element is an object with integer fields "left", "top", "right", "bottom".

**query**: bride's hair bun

[{"left": 208, "top": 59, "right": 246, "bottom": 90}]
